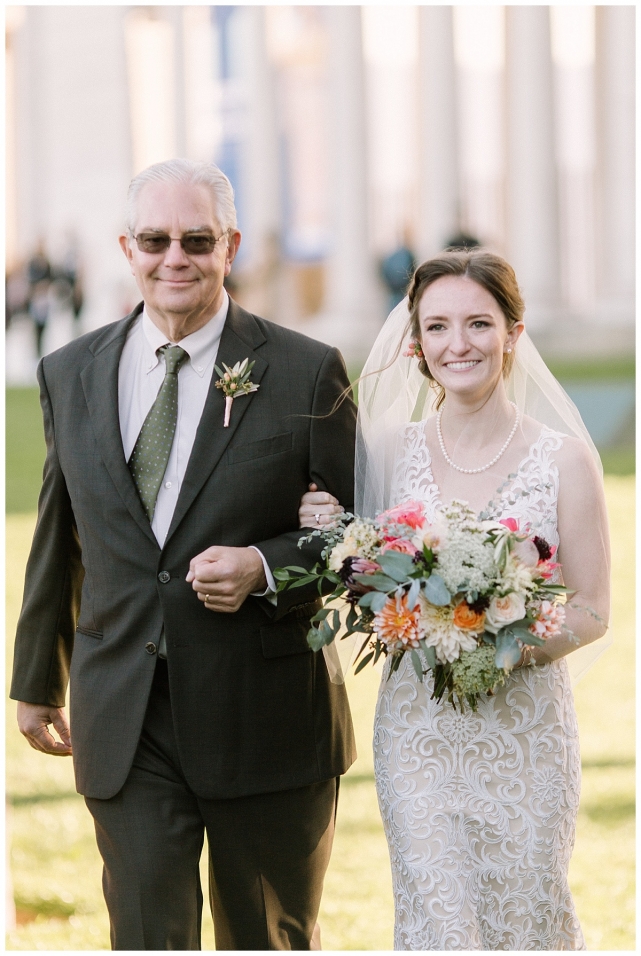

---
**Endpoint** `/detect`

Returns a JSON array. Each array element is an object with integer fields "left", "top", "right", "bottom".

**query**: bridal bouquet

[{"left": 275, "top": 499, "right": 571, "bottom": 710}]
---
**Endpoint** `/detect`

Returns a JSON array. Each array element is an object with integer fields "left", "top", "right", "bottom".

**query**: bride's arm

[{"left": 530, "top": 437, "right": 611, "bottom": 665}]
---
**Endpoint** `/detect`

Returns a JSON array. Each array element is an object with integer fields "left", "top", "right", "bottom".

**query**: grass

[
  {"left": 6, "top": 389, "right": 46, "bottom": 514},
  {"left": 6, "top": 475, "right": 634, "bottom": 949}
]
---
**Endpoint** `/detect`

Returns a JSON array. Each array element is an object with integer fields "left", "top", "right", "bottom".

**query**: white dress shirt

[{"left": 118, "top": 293, "right": 276, "bottom": 655}]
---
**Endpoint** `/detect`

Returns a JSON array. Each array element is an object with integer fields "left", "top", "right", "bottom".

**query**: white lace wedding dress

[{"left": 373, "top": 423, "right": 585, "bottom": 951}]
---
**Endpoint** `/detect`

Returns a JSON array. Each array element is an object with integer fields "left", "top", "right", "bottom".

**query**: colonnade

[{"left": 6, "top": 5, "right": 635, "bottom": 369}]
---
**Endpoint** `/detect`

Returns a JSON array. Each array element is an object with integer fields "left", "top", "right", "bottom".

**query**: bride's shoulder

[{"left": 521, "top": 414, "right": 600, "bottom": 479}]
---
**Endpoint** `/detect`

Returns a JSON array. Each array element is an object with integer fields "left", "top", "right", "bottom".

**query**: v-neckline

[{"left": 418, "top": 423, "right": 552, "bottom": 517}]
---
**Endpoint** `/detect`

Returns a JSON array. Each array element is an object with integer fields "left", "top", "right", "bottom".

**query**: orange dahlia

[{"left": 373, "top": 594, "right": 423, "bottom": 651}]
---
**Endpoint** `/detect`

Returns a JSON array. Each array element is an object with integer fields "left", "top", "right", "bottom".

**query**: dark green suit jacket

[{"left": 11, "top": 300, "right": 357, "bottom": 800}]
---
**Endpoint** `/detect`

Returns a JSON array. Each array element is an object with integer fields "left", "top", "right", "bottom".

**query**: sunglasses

[{"left": 133, "top": 232, "right": 227, "bottom": 256}]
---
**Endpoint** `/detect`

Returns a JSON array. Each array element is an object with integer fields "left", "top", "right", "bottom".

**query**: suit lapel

[
  {"left": 164, "top": 299, "right": 268, "bottom": 544},
  {"left": 80, "top": 305, "right": 159, "bottom": 546}
]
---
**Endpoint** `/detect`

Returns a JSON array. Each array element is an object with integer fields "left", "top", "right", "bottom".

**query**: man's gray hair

[{"left": 125, "top": 159, "right": 238, "bottom": 236}]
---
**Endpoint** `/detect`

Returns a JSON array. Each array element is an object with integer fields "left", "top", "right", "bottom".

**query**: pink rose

[
  {"left": 380, "top": 500, "right": 426, "bottom": 530},
  {"left": 380, "top": 537, "right": 419, "bottom": 556}
]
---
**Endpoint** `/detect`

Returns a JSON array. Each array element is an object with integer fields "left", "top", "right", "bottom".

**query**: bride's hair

[{"left": 407, "top": 250, "right": 525, "bottom": 409}]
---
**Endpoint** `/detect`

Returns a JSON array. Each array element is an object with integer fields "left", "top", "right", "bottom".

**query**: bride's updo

[{"left": 407, "top": 250, "right": 525, "bottom": 404}]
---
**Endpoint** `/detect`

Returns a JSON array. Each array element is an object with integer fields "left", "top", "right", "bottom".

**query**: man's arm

[
  {"left": 10, "top": 360, "right": 83, "bottom": 711},
  {"left": 251, "top": 346, "right": 356, "bottom": 619},
  {"left": 188, "top": 346, "right": 356, "bottom": 619}
]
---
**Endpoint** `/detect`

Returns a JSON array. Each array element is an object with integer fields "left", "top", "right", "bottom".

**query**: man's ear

[
  {"left": 119, "top": 234, "right": 135, "bottom": 274},
  {"left": 224, "top": 231, "right": 242, "bottom": 276}
]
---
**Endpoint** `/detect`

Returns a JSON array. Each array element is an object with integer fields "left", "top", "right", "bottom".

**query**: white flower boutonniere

[{"left": 214, "top": 358, "right": 260, "bottom": 427}]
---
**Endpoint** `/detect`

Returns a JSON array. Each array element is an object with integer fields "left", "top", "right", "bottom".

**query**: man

[{"left": 11, "top": 159, "right": 356, "bottom": 950}]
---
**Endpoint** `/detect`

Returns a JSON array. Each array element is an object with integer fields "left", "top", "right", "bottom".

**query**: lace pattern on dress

[{"left": 374, "top": 423, "right": 585, "bottom": 951}]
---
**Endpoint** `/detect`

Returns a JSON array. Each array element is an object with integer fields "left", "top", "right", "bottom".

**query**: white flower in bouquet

[
  {"left": 328, "top": 540, "right": 356, "bottom": 572},
  {"left": 485, "top": 591, "right": 527, "bottom": 634},
  {"left": 418, "top": 596, "right": 478, "bottom": 663},
  {"left": 328, "top": 518, "right": 380, "bottom": 571},
  {"left": 412, "top": 512, "right": 449, "bottom": 553},
  {"left": 501, "top": 554, "right": 537, "bottom": 595},
  {"left": 512, "top": 538, "right": 540, "bottom": 568},
  {"left": 437, "top": 529, "right": 498, "bottom": 597}
]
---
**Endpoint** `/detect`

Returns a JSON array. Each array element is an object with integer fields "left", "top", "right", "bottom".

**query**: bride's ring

[{"left": 314, "top": 513, "right": 321, "bottom": 526}]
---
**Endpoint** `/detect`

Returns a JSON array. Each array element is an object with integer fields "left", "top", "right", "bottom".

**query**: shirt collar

[{"left": 141, "top": 291, "right": 229, "bottom": 377}]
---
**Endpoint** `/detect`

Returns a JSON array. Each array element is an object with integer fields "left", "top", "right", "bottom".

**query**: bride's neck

[{"left": 439, "top": 385, "right": 514, "bottom": 444}]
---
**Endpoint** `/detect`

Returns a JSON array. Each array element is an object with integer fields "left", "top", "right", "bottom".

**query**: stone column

[
  {"left": 11, "top": 6, "right": 136, "bottom": 343},
  {"left": 163, "top": 7, "right": 187, "bottom": 158},
  {"left": 417, "top": 6, "right": 459, "bottom": 259},
  {"left": 504, "top": 6, "right": 560, "bottom": 323},
  {"left": 594, "top": 6, "right": 635, "bottom": 322},
  {"left": 316, "top": 5, "right": 381, "bottom": 362},
  {"left": 236, "top": 7, "right": 280, "bottom": 271}
]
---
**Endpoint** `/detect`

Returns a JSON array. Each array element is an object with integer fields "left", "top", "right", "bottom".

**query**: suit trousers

[{"left": 85, "top": 659, "right": 339, "bottom": 950}]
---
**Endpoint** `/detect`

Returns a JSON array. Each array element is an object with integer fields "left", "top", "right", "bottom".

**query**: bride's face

[{"left": 418, "top": 275, "right": 523, "bottom": 401}]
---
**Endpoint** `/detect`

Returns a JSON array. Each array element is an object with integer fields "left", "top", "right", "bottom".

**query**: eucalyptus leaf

[
  {"left": 418, "top": 640, "right": 437, "bottom": 670},
  {"left": 378, "top": 551, "right": 417, "bottom": 582},
  {"left": 423, "top": 573, "right": 451, "bottom": 606},
  {"left": 495, "top": 630, "right": 522, "bottom": 670},
  {"left": 352, "top": 572, "right": 397, "bottom": 591},
  {"left": 307, "top": 627, "right": 334, "bottom": 652},
  {"left": 311, "top": 607, "right": 332, "bottom": 623},
  {"left": 358, "top": 591, "right": 388, "bottom": 613},
  {"left": 407, "top": 578, "right": 421, "bottom": 610},
  {"left": 410, "top": 649, "right": 425, "bottom": 681}
]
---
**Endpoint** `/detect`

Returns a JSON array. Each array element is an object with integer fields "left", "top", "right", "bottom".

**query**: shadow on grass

[
  {"left": 581, "top": 756, "right": 635, "bottom": 769},
  {"left": 579, "top": 797, "right": 635, "bottom": 827},
  {"left": 8, "top": 791, "right": 80, "bottom": 807}
]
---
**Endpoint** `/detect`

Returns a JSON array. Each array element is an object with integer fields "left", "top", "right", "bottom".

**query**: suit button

[
  {"left": 158, "top": 571, "right": 171, "bottom": 583},
  {"left": 145, "top": 642, "right": 157, "bottom": 655}
]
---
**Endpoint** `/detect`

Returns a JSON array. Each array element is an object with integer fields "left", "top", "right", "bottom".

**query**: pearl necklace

[{"left": 436, "top": 402, "right": 520, "bottom": 474}]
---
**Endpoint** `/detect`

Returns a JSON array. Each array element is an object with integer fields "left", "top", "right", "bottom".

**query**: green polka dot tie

[{"left": 128, "top": 345, "right": 189, "bottom": 521}]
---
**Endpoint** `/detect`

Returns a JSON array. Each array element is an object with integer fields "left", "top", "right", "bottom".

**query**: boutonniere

[{"left": 215, "top": 358, "right": 260, "bottom": 427}]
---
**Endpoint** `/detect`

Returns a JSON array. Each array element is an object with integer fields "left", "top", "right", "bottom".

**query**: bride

[{"left": 298, "top": 250, "right": 610, "bottom": 951}]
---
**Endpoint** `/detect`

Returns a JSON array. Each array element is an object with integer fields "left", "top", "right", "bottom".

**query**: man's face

[{"left": 119, "top": 180, "right": 241, "bottom": 337}]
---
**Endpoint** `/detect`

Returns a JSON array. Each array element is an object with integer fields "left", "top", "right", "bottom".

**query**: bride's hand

[{"left": 299, "top": 482, "right": 344, "bottom": 529}]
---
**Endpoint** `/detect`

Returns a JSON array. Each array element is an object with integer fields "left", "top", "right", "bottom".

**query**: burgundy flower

[
  {"left": 339, "top": 557, "right": 380, "bottom": 595},
  {"left": 532, "top": 535, "right": 554, "bottom": 562}
]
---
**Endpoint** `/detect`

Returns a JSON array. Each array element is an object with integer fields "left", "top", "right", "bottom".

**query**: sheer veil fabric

[{"left": 353, "top": 296, "right": 611, "bottom": 684}]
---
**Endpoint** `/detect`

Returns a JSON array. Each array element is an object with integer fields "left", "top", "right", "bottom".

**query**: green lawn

[
  {"left": 6, "top": 476, "right": 635, "bottom": 949},
  {"left": 5, "top": 385, "right": 635, "bottom": 947}
]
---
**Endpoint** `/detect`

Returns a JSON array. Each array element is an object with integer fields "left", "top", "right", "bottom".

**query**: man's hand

[
  {"left": 186, "top": 546, "right": 268, "bottom": 613},
  {"left": 17, "top": 701, "right": 72, "bottom": 755}
]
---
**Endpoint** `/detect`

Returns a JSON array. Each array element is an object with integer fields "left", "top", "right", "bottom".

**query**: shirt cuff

[{"left": 249, "top": 546, "right": 278, "bottom": 605}]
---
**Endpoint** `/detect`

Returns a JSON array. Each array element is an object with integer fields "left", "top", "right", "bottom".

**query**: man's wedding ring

[{"left": 315, "top": 513, "right": 321, "bottom": 525}]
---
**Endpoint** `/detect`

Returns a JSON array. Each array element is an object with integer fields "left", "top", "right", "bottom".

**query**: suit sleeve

[
  {"left": 253, "top": 346, "right": 356, "bottom": 620},
  {"left": 10, "top": 360, "right": 84, "bottom": 707}
]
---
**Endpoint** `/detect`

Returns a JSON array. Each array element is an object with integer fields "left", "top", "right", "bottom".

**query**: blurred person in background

[
  {"left": 10, "top": 158, "right": 356, "bottom": 951},
  {"left": 379, "top": 225, "right": 417, "bottom": 314},
  {"left": 27, "top": 239, "right": 53, "bottom": 357}
]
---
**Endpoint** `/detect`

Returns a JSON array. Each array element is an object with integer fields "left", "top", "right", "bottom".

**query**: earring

[{"left": 505, "top": 348, "right": 512, "bottom": 354}]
